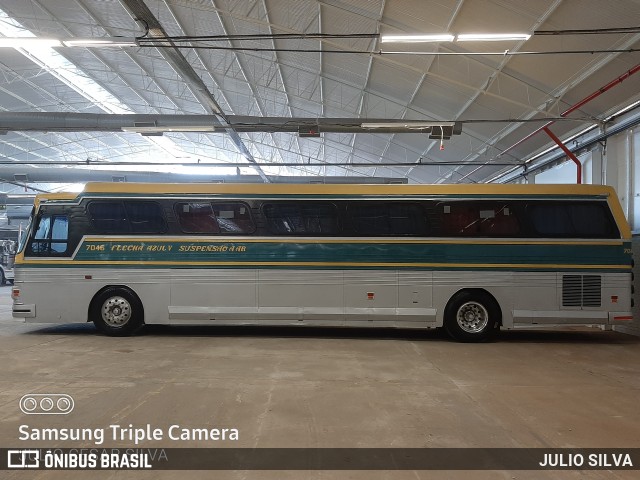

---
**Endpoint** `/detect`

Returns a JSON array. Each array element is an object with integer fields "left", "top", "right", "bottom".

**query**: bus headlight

[{"left": 11, "top": 287, "right": 20, "bottom": 301}]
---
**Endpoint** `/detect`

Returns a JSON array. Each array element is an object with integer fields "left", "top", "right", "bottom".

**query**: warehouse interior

[{"left": 1, "top": 0, "right": 640, "bottom": 478}]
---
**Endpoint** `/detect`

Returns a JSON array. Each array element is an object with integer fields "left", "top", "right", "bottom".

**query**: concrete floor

[{"left": 1, "top": 284, "right": 639, "bottom": 480}]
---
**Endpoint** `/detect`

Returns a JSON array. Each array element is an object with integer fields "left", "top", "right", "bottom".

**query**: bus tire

[
  {"left": 444, "top": 290, "right": 500, "bottom": 342},
  {"left": 90, "top": 287, "right": 144, "bottom": 336},
  {"left": 0, "top": 269, "right": 5, "bottom": 285}
]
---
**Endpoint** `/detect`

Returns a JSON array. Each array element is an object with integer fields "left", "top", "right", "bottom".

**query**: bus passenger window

[
  {"left": 529, "top": 205, "right": 571, "bottom": 236},
  {"left": 90, "top": 201, "right": 165, "bottom": 234},
  {"left": 441, "top": 203, "right": 519, "bottom": 237},
  {"left": 349, "top": 203, "right": 427, "bottom": 236},
  {"left": 124, "top": 201, "right": 165, "bottom": 233},
  {"left": 176, "top": 203, "right": 220, "bottom": 234},
  {"left": 89, "top": 202, "right": 128, "bottom": 233},
  {"left": 29, "top": 215, "right": 69, "bottom": 255},
  {"left": 569, "top": 204, "right": 616, "bottom": 237},
  {"left": 263, "top": 203, "right": 338, "bottom": 235},
  {"left": 528, "top": 203, "right": 617, "bottom": 238},
  {"left": 211, "top": 203, "right": 255, "bottom": 234}
]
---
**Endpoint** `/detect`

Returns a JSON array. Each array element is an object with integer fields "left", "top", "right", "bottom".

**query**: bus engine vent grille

[
  {"left": 562, "top": 275, "right": 601, "bottom": 307},
  {"left": 562, "top": 275, "right": 582, "bottom": 306},
  {"left": 582, "top": 275, "right": 602, "bottom": 307}
]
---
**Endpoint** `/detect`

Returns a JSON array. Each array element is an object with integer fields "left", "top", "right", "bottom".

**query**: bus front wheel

[
  {"left": 90, "top": 287, "right": 144, "bottom": 336},
  {"left": 444, "top": 290, "right": 500, "bottom": 342}
]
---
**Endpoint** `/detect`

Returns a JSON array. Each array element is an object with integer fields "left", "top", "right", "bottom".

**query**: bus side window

[
  {"left": 569, "top": 204, "right": 617, "bottom": 237},
  {"left": 89, "top": 202, "right": 128, "bottom": 233},
  {"left": 348, "top": 203, "right": 427, "bottom": 236},
  {"left": 29, "top": 215, "right": 69, "bottom": 256},
  {"left": 441, "top": 202, "right": 520, "bottom": 237},
  {"left": 528, "top": 202, "right": 618, "bottom": 238},
  {"left": 124, "top": 201, "right": 166, "bottom": 233},
  {"left": 89, "top": 201, "right": 165, "bottom": 234},
  {"left": 175, "top": 203, "right": 220, "bottom": 234},
  {"left": 263, "top": 203, "right": 339, "bottom": 235},
  {"left": 211, "top": 203, "right": 256, "bottom": 234}
]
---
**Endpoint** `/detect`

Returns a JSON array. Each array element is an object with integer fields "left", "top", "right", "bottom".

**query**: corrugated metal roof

[{"left": 0, "top": 0, "right": 638, "bottom": 188}]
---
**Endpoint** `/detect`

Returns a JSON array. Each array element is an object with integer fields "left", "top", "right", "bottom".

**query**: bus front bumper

[{"left": 12, "top": 303, "right": 35, "bottom": 318}]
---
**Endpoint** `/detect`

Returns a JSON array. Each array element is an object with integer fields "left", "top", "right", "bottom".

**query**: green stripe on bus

[{"left": 70, "top": 239, "right": 628, "bottom": 264}]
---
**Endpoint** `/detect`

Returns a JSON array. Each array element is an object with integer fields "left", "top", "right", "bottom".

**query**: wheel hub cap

[
  {"left": 456, "top": 301, "right": 489, "bottom": 333},
  {"left": 102, "top": 296, "right": 131, "bottom": 327}
]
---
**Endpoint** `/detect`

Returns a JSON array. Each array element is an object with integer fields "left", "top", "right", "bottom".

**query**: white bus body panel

[{"left": 13, "top": 267, "right": 632, "bottom": 329}]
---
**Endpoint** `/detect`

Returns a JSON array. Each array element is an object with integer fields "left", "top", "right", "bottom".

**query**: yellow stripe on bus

[
  {"left": 78, "top": 182, "right": 615, "bottom": 197},
  {"left": 78, "top": 236, "right": 625, "bottom": 246}
]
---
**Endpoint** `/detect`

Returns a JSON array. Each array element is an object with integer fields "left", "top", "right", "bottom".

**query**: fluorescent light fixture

[
  {"left": 379, "top": 33, "right": 531, "bottom": 44},
  {"left": 361, "top": 121, "right": 455, "bottom": 128},
  {"left": 0, "top": 37, "right": 61, "bottom": 48},
  {"left": 63, "top": 37, "right": 138, "bottom": 48},
  {"left": 122, "top": 126, "right": 216, "bottom": 134},
  {"left": 380, "top": 34, "right": 455, "bottom": 43},
  {"left": 457, "top": 33, "right": 531, "bottom": 42},
  {"left": 0, "top": 36, "right": 137, "bottom": 48}
]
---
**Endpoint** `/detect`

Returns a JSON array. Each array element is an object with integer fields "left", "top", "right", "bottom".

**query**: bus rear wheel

[
  {"left": 444, "top": 291, "right": 500, "bottom": 342},
  {"left": 90, "top": 287, "right": 144, "bottom": 336}
]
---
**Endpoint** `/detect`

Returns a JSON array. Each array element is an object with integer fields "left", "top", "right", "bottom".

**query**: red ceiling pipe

[
  {"left": 542, "top": 126, "right": 582, "bottom": 184},
  {"left": 499, "top": 64, "right": 640, "bottom": 158}
]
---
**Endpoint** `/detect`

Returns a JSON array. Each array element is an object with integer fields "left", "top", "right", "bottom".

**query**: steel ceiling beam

[
  {"left": 0, "top": 112, "right": 463, "bottom": 136},
  {"left": 0, "top": 165, "right": 407, "bottom": 185}
]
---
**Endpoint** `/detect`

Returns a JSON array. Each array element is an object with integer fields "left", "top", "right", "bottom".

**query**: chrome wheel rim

[
  {"left": 101, "top": 296, "right": 132, "bottom": 327},
  {"left": 456, "top": 301, "right": 489, "bottom": 333}
]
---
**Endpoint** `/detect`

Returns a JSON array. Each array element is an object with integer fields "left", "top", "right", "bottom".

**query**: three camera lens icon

[{"left": 20, "top": 394, "right": 74, "bottom": 415}]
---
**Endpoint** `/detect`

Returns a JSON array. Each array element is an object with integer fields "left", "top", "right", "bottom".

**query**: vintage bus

[{"left": 11, "top": 182, "right": 633, "bottom": 342}]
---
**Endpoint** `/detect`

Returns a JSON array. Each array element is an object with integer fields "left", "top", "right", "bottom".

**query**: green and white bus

[{"left": 11, "top": 182, "right": 633, "bottom": 342}]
